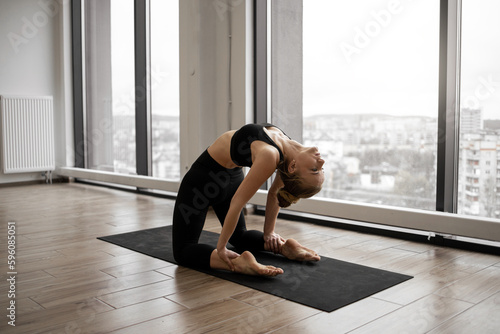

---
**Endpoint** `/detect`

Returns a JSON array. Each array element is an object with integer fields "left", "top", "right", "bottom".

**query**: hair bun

[{"left": 277, "top": 189, "right": 299, "bottom": 208}]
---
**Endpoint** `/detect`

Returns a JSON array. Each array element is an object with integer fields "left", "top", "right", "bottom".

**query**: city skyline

[{"left": 101, "top": 108, "right": 500, "bottom": 218}]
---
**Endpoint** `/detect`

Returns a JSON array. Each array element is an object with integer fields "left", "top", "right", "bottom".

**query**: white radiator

[{"left": 1, "top": 96, "right": 55, "bottom": 178}]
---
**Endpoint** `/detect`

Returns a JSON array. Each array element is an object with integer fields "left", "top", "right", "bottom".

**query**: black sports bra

[{"left": 230, "top": 123, "right": 290, "bottom": 167}]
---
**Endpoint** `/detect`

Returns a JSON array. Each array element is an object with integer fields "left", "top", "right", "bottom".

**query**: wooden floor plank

[
  {"left": 109, "top": 299, "right": 255, "bottom": 334},
  {"left": 435, "top": 266, "right": 500, "bottom": 304},
  {"left": 272, "top": 297, "right": 401, "bottom": 334},
  {"left": 380, "top": 247, "right": 463, "bottom": 276},
  {"left": 30, "top": 270, "right": 172, "bottom": 308},
  {"left": 349, "top": 294, "right": 473, "bottom": 334},
  {"left": 40, "top": 298, "right": 186, "bottom": 334},
  {"left": 165, "top": 278, "right": 251, "bottom": 309},
  {"left": 193, "top": 299, "right": 320, "bottom": 334},
  {"left": 428, "top": 292, "right": 500, "bottom": 334},
  {"left": 97, "top": 275, "right": 214, "bottom": 309},
  {"left": 230, "top": 289, "right": 284, "bottom": 308},
  {"left": 4, "top": 298, "right": 113, "bottom": 334},
  {"left": 371, "top": 269, "right": 470, "bottom": 306}
]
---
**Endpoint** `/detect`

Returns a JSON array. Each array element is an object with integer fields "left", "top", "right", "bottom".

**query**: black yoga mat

[{"left": 98, "top": 226, "right": 412, "bottom": 312}]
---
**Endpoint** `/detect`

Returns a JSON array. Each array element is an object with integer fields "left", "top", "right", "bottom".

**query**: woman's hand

[
  {"left": 217, "top": 247, "right": 240, "bottom": 271},
  {"left": 264, "top": 232, "right": 285, "bottom": 254}
]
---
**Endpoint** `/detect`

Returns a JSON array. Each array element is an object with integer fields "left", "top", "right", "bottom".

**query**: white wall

[
  {"left": 0, "top": 0, "right": 73, "bottom": 184},
  {"left": 271, "top": 0, "right": 303, "bottom": 142}
]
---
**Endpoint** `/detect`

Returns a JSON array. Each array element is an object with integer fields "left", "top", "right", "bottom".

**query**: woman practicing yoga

[{"left": 172, "top": 123, "right": 325, "bottom": 277}]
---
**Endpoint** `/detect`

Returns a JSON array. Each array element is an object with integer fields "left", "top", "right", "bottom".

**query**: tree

[
  {"left": 482, "top": 175, "right": 497, "bottom": 218},
  {"left": 394, "top": 170, "right": 434, "bottom": 210}
]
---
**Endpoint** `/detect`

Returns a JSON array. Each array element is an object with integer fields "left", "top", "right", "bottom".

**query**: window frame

[
  {"left": 72, "top": 0, "right": 85, "bottom": 169},
  {"left": 135, "top": 0, "right": 152, "bottom": 177}
]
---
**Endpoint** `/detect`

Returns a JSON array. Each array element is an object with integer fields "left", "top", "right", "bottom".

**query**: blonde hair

[
  {"left": 277, "top": 188, "right": 300, "bottom": 208},
  {"left": 276, "top": 159, "right": 322, "bottom": 208}
]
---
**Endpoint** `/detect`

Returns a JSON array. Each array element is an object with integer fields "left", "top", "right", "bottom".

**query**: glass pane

[
  {"left": 84, "top": 0, "right": 136, "bottom": 174},
  {"left": 458, "top": 0, "right": 500, "bottom": 218},
  {"left": 150, "top": 0, "right": 180, "bottom": 180},
  {"left": 302, "top": 0, "right": 439, "bottom": 210}
]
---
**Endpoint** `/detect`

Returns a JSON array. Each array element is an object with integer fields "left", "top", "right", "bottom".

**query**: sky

[
  {"left": 110, "top": 0, "right": 179, "bottom": 117},
  {"left": 107, "top": 0, "right": 500, "bottom": 121},
  {"left": 303, "top": 0, "right": 500, "bottom": 120}
]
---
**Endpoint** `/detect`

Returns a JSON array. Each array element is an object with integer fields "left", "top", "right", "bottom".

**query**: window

[
  {"left": 458, "top": 0, "right": 500, "bottom": 219},
  {"left": 151, "top": 0, "right": 180, "bottom": 180},
  {"left": 263, "top": 0, "right": 500, "bottom": 241},
  {"left": 302, "top": 0, "right": 439, "bottom": 210},
  {"left": 77, "top": 0, "right": 180, "bottom": 179},
  {"left": 84, "top": 0, "right": 136, "bottom": 174}
]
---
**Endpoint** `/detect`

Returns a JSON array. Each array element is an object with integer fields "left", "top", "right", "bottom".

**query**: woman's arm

[
  {"left": 263, "top": 174, "right": 285, "bottom": 253},
  {"left": 264, "top": 173, "right": 283, "bottom": 235},
  {"left": 216, "top": 148, "right": 279, "bottom": 269}
]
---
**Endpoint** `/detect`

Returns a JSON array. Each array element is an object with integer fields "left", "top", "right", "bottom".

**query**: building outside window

[{"left": 458, "top": 0, "right": 500, "bottom": 218}]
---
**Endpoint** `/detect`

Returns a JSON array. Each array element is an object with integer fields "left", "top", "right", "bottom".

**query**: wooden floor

[{"left": 1, "top": 182, "right": 499, "bottom": 333}]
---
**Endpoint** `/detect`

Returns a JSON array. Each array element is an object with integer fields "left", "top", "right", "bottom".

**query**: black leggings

[{"left": 172, "top": 150, "right": 265, "bottom": 269}]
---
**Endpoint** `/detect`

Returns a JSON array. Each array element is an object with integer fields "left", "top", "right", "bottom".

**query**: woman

[{"left": 172, "top": 123, "right": 325, "bottom": 277}]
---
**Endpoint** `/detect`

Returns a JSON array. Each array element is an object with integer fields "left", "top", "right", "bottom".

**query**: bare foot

[
  {"left": 232, "top": 251, "right": 284, "bottom": 277},
  {"left": 281, "top": 238, "right": 321, "bottom": 262}
]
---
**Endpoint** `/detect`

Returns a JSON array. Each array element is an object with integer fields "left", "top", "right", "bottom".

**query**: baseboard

[
  {"left": 253, "top": 206, "right": 500, "bottom": 256},
  {"left": 0, "top": 177, "right": 70, "bottom": 188}
]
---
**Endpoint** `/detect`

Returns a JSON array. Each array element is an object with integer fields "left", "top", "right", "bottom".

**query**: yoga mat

[{"left": 98, "top": 226, "right": 412, "bottom": 312}]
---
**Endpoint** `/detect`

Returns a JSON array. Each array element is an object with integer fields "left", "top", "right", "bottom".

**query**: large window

[
  {"left": 458, "top": 0, "right": 500, "bottom": 219},
  {"left": 302, "top": 0, "right": 440, "bottom": 211},
  {"left": 263, "top": 0, "right": 500, "bottom": 241},
  {"left": 84, "top": 0, "right": 136, "bottom": 174},
  {"left": 79, "top": 0, "right": 180, "bottom": 179},
  {"left": 151, "top": 0, "right": 180, "bottom": 180}
]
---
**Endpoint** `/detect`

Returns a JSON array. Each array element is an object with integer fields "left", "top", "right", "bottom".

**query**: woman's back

[{"left": 208, "top": 125, "right": 286, "bottom": 170}]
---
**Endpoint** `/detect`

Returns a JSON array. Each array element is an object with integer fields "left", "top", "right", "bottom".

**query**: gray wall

[
  {"left": 0, "top": 0, "right": 73, "bottom": 183},
  {"left": 271, "top": 0, "right": 303, "bottom": 142}
]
